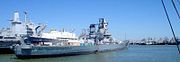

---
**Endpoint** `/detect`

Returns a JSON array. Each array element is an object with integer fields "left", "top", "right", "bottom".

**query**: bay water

[{"left": 0, "top": 45, "right": 180, "bottom": 62}]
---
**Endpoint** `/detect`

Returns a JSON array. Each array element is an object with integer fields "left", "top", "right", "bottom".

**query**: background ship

[
  {"left": 0, "top": 11, "right": 45, "bottom": 53},
  {"left": 14, "top": 18, "right": 128, "bottom": 58}
]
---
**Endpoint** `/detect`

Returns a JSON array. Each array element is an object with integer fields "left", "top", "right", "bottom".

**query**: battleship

[
  {"left": 0, "top": 11, "right": 45, "bottom": 53},
  {"left": 14, "top": 18, "right": 128, "bottom": 58}
]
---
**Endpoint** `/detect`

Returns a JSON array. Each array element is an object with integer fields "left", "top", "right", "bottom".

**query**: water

[{"left": 0, "top": 45, "right": 180, "bottom": 62}]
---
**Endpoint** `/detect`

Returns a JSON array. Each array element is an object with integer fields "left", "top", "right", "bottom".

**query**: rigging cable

[
  {"left": 161, "top": 0, "right": 180, "bottom": 54},
  {"left": 177, "top": 0, "right": 180, "bottom": 5},
  {"left": 171, "top": 0, "right": 180, "bottom": 20}
]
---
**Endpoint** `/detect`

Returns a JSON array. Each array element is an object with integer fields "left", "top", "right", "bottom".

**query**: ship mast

[{"left": 24, "top": 11, "right": 28, "bottom": 22}]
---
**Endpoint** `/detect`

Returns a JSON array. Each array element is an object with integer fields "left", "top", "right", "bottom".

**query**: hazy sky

[{"left": 0, "top": 0, "right": 180, "bottom": 40}]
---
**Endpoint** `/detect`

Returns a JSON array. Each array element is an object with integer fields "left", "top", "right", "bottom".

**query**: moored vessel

[
  {"left": 0, "top": 11, "right": 45, "bottom": 53},
  {"left": 14, "top": 18, "right": 128, "bottom": 58}
]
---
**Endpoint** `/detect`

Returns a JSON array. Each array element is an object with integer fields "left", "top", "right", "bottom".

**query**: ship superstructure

[
  {"left": 0, "top": 11, "right": 45, "bottom": 53},
  {"left": 80, "top": 18, "right": 121, "bottom": 45},
  {"left": 25, "top": 30, "right": 81, "bottom": 46}
]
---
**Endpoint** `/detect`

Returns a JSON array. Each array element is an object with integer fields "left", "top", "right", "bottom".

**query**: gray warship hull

[{"left": 14, "top": 44, "right": 127, "bottom": 58}]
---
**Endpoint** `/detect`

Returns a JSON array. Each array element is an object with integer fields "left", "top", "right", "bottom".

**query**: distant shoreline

[{"left": 129, "top": 43, "right": 179, "bottom": 45}]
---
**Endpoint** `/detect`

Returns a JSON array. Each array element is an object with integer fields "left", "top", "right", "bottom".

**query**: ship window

[
  {"left": 4, "top": 37, "right": 16, "bottom": 39},
  {"left": 57, "top": 37, "right": 77, "bottom": 40},
  {"left": 0, "top": 36, "right": 3, "bottom": 39}
]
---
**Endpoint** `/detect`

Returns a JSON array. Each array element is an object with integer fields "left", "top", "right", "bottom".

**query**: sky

[{"left": 0, "top": 0, "right": 180, "bottom": 40}]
